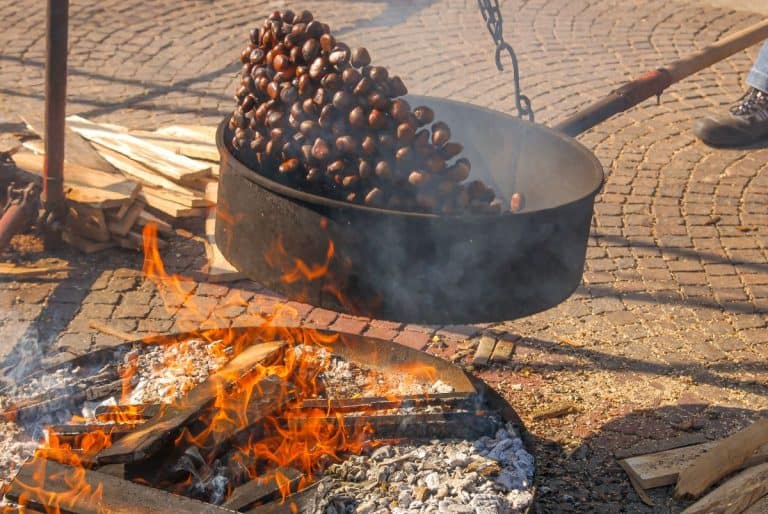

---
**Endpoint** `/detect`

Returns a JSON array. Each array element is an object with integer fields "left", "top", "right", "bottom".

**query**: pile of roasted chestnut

[{"left": 230, "top": 9, "right": 511, "bottom": 214}]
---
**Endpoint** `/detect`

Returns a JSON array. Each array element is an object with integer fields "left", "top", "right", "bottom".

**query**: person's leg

[
  {"left": 693, "top": 41, "right": 768, "bottom": 147},
  {"left": 746, "top": 41, "right": 768, "bottom": 94}
]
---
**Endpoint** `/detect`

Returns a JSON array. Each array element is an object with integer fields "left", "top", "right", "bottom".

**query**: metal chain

[{"left": 477, "top": 0, "right": 534, "bottom": 122}]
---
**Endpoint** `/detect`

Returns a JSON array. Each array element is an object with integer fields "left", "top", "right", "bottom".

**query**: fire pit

[{"left": 0, "top": 327, "right": 536, "bottom": 513}]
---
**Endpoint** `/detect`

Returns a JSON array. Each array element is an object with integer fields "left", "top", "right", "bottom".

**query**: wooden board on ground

[
  {"left": 96, "top": 342, "right": 285, "bottom": 464},
  {"left": 472, "top": 336, "right": 496, "bottom": 366},
  {"left": 201, "top": 182, "right": 245, "bottom": 283},
  {"left": 4, "top": 458, "right": 238, "bottom": 514},
  {"left": 128, "top": 130, "right": 219, "bottom": 162},
  {"left": 12, "top": 152, "right": 140, "bottom": 210},
  {"left": 614, "top": 433, "right": 708, "bottom": 460},
  {"left": 490, "top": 338, "right": 516, "bottom": 363},
  {"left": 115, "top": 230, "right": 166, "bottom": 251},
  {"left": 67, "top": 115, "right": 211, "bottom": 185},
  {"left": 621, "top": 440, "right": 768, "bottom": 490},
  {"left": 93, "top": 145, "right": 209, "bottom": 207},
  {"left": 141, "top": 192, "right": 207, "bottom": 220},
  {"left": 155, "top": 125, "right": 217, "bottom": 144},
  {"left": 107, "top": 201, "right": 146, "bottom": 237},
  {"left": 62, "top": 231, "right": 115, "bottom": 253},
  {"left": 681, "top": 461, "right": 768, "bottom": 514},
  {"left": 21, "top": 114, "right": 119, "bottom": 174},
  {"left": 136, "top": 211, "right": 173, "bottom": 236},
  {"left": 66, "top": 203, "right": 111, "bottom": 242},
  {"left": 0, "top": 263, "right": 69, "bottom": 277},
  {"left": 675, "top": 417, "right": 768, "bottom": 499}
]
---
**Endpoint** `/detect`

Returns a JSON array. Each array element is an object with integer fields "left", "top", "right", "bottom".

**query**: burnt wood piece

[
  {"left": 203, "top": 375, "right": 294, "bottom": 462},
  {"left": 3, "top": 458, "right": 239, "bottom": 514},
  {"left": 283, "top": 412, "right": 499, "bottom": 441},
  {"left": 46, "top": 422, "right": 139, "bottom": 443},
  {"left": 34, "top": 447, "right": 100, "bottom": 468},
  {"left": 223, "top": 467, "right": 303, "bottom": 510},
  {"left": 96, "top": 342, "right": 285, "bottom": 464},
  {"left": 296, "top": 392, "right": 478, "bottom": 413},
  {"left": 1, "top": 370, "right": 119, "bottom": 422},
  {"left": 244, "top": 480, "right": 326, "bottom": 514},
  {"left": 95, "top": 403, "right": 162, "bottom": 422}
]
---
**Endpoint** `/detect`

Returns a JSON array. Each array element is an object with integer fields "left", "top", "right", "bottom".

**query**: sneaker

[{"left": 693, "top": 87, "right": 768, "bottom": 147}]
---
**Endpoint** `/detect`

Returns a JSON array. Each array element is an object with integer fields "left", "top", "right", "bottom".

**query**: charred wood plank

[
  {"left": 45, "top": 422, "right": 138, "bottom": 443},
  {"left": 283, "top": 412, "right": 499, "bottom": 441},
  {"left": 96, "top": 342, "right": 285, "bottom": 464},
  {"left": 223, "top": 467, "right": 303, "bottom": 511},
  {"left": 1, "top": 370, "right": 120, "bottom": 422},
  {"left": 296, "top": 392, "right": 478, "bottom": 413},
  {"left": 95, "top": 403, "right": 161, "bottom": 422},
  {"left": 244, "top": 480, "right": 325, "bottom": 514},
  {"left": 3, "top": 457, "right": 238, "bottom": 514}
]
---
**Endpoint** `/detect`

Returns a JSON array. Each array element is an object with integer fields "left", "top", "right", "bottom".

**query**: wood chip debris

[{"left": 531, "top": 401, "right": 578, "bottom": 421}]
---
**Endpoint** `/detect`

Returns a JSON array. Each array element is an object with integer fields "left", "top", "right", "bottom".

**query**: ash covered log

[
  {"left": 3, "top": 458, "right": 239, "bottom": 514},
  {"left": 296, "top": 392, "right": 478, "bottom": 413},
  {"left": 97, "top": 342, "right": 285, "bottom": 464},
  {"left": 282, "top": 412, "right": 499, "bottom": 441},
  {"left": 1, "top": 369, "right": 120, "bottom": 423}
]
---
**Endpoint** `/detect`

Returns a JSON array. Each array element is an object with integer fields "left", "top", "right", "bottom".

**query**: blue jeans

[{"left": 747, "top": 41, "right": 768, "bottom": 93}]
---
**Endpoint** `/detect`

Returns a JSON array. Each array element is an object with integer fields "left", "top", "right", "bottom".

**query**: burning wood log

[
  {"left": 3, "top": 458, "right": 239, "bottom": 514},
  {"left": 96, "top": 341, "right": 286, "bottom": 464},
  {"left": 223, "top": 467, "right": 303, "bottom": 510},
  {"left": 94, "top": 403, "right": 161, "bottom": 422},
  {"left": 45, "top": 422, "right": 139, "bottom": 443}
]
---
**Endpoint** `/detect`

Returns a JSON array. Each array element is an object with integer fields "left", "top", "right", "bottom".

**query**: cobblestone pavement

[{"left": 1, "top": 0, "right": 767, "bottom": 512}]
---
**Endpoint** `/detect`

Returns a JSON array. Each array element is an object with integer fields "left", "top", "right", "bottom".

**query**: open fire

[{"left": 0, "top": 224, "right": 534, "bottom": 513}]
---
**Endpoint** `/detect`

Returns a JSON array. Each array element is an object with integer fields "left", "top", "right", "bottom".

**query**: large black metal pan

[{"left": 215, "top": 95, "right": 603, "bottom": 324}]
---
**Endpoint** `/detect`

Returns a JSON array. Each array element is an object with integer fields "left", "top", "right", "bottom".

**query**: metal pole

[
  {"left": 43, "top": 0, "right": 69, "bottom": 246},
  {"left": 555, "top": 18, "right": 768, "bottom": 137}
]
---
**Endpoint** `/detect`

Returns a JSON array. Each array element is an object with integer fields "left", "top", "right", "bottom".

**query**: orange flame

[{"left": 9, "top": 223, "right": 425, "bottom": 512}]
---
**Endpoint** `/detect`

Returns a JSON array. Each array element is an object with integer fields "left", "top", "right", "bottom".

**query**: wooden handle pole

[{"left": 555, "top": 18, "right": 768, "bottom": 137}]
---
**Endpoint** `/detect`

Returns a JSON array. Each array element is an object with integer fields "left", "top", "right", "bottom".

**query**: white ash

[
  {"left": 311, "top": 423, "right": 534, "bottom": 513},
  {"left": 126, "top": 338, "right": 229, "bottom": 405},
  {"left": 318, "top": 355, "right": 455, "bottom": 399},
  {"left": 0, "top": 363, "right": 113, "bottom": 410},
  {"left": 0, "top": 421, "right": 37, "bottom": 491}
]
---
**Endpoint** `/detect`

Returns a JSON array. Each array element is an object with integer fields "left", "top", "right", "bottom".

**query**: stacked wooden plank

[
  {"left": 11, "top": 115, "right": 243, "bottom": 281},
  {"left": 618, "top": 417, "right": 768, "bottom": 513},
  {"left": 66, "top": 115, "right": 217, "bottom": 221},
  {"left": 14, "top": 116, "right": 220, "bottom": 253}
]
